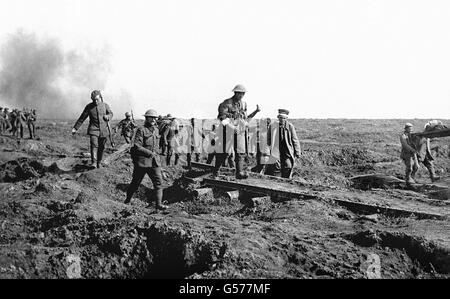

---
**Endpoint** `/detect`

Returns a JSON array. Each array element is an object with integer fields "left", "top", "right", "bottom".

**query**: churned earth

[{"left": 0, "top": 118, "right": 450, "bottom": 279}]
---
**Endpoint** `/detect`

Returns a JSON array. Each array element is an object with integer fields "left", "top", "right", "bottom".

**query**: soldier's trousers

[
  {"left": 421, "top": 157, "right": 436, "bottom": 178},
  {"left": 403, "top": 155, "right": 419, "bottom": 180},
  {"left": 126, "top": 166, "right": 163, "bottom": 201},
  {"left": 90, "top": 135, "right": 107, "bottom": 165},
  {"left": 28, "top": 122, "right": 35, "bottom": 139},
  {"left": 16, "top": 123, "right": 24, "bottom": 139},
  {"left": 266, "top": 153, "right": 293, "bottom": 179},
  {"left": 166, "top": 144, "right": 180, "bottom": 166}
]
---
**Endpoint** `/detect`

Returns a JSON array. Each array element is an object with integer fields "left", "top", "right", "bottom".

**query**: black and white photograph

[{"left": 0, "top": 0, "right": 449, "bottom": 287}]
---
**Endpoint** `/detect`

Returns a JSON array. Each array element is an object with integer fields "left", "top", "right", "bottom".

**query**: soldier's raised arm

[{"left": 247, "top": 104, "right": 261, "bottom": 120}]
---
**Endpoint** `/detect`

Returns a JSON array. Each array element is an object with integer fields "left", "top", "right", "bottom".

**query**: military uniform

[
  {"left": 9, "top": 110, "right": 18, "bottom": 137},
  {"left": 400, "top": 129, "right": 419, "bottom": 184},
  {"left": 26, "top": 109, "right": 37, "bottom": 139},
  {"left": 266, "top": 110, "right": 301, "bottom": 178},
  {"left": 73, "top": 97, "right": 113, "bottom": 168},
  {"left": 16, "top": 110, "right": 27, "bottom": 138},
  {"left": 126, "top": 122, "right": 164, "bottom": 207},
  {"left": 161, "top": 119, "right": 181, "bottom": 166},
  {"left": 415, "top": 137, "right": 439, "bottom": 181},
  {"left": 3, "top": 109, "right": 11, "bottom": 134},
  {"left": 213, "top": 96, "right": 249, "bottom": 178},
  {"left": 115, "top": 118, "right": 136, "bottom": 143},
  {"left": 158, "top": 119, "right": 171, "bottom": 155}
]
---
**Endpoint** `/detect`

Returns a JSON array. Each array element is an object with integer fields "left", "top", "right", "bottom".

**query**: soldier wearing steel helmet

[
  {"left": 400, "top": 123, "right": 419, "bottom": 185},
  {"left": 72, "top": 90, "right": 114, "bottom": 168},
  {"left": 213, "top": 84, "right": 261, "bottom": 179},
  {"left": 114, "top": 112, "right": 136, "bottom": 144},
  {"left": 125, "top": 109, "right": 168, "bottom": 210}
]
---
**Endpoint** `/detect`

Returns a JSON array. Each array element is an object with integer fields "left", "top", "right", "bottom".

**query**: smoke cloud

[{"left": 0, "top": 30, "right": 115, "bottom": 119}]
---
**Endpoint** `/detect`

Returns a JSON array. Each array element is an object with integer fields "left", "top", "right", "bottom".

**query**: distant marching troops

[{"left": 0, "top": 106, "right": 37, "bottom": 139}]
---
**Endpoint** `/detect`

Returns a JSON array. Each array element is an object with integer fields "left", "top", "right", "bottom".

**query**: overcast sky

[{"left": 0, "top": 0, "right": 450, "bottom": 119}]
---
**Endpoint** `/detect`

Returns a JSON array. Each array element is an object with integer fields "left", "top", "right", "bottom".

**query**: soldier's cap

[
  {"left": 278, "top": 109, "right": 289, "bottom": 118},
  {"left": 232, "top": 84, "right": 246, "bottom": 93},
  {"left": 404, "top": 123, "right": 413, "bottom": 128},
  {"left": 166, "top": 114, "right": 175, "bottom": 119},
  {"left": 91, "top": 90, "right": 102, "bottom": 100},
  {"left": 143, "top": 109, "right": 158, "bottom": 118}
]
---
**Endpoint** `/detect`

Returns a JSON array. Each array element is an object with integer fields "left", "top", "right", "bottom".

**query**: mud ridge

[{"left": 344, "top": 230, "right": 450, "bottom": 274}]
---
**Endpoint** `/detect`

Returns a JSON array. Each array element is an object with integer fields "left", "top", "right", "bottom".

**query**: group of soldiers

[
  {"left": 400, "top": 121, "right": 444, "bottom": 186},
  {"left": 72, "top": 85, "right": 445, "bottom": 211},
  {"left": 0, "top": 106, "right": 37, "bottom": 139},
  {"left": 71, "top": 85, "right": 301, "bottom": 210}
]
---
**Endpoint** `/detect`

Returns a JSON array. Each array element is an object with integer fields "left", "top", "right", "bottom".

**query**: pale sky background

[{"left": 0, "top": 0, "right": 450, "bottom": 119}]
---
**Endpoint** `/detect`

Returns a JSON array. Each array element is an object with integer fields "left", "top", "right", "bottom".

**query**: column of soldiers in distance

[{"left": 0, "top": 106, "right": 37, "bottom": 139}]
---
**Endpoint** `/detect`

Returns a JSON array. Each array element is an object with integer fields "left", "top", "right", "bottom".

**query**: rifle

[{"left": 131, "top": 109, "right": 135, "bottom": 121}]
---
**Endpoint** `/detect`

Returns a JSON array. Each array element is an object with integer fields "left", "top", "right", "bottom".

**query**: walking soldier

[
  {"left": 125, "top": 109, "right": 168, "bottom": 210},
  {"left": 72, "top": 90, "right": 113, "bottom": 168}
]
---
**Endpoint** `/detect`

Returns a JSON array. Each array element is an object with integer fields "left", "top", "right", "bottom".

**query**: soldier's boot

[
  {"left": 90, "top": 149, "right": 98, "bottom": 168},
  {"left": 155, "top": 188, "right": 168, "bottom": 210},
  {"left": 281, "top": 168, "right": 293, "bottom": 179},
  {"left": 124, "top": 193, "right": 132, "bottom": 204},
  {"left": 166, "top": 154, "right": 171, "bottom": 166},
  {"left": 212, "top": 154, "right": 226, "bottom": 177},
  {"left": 97, "top": 150, "right": 104, "bottom": 169},
  {"left": 428, "top": 165, "right": 440, "bottom": 182},
  {"left": 235, "top": 154, "right": 248, "bottom": 179},
  {"left": 405, "top": 169, "right": 415, "bottom": 185},
  {"left": 174, "top": 154, "right": 180, "bottom": 166}
]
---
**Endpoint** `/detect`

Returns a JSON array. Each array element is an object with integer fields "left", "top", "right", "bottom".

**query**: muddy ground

[{"left": 1, "top": 119, "right": 450, "bottom": 279}]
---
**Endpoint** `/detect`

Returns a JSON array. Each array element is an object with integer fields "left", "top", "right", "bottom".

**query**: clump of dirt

[
  {"left": 76, "top": 171, "right": 102, "bottom": 189},
  {"left": 73, "top": 191, "right": 98, "bottom": 204},
  {"left": 34, "top": 181, "right": 53, "bottom": 194},
  {"left": 344, "top": 230, "right": 450, "bottom": 275},
  {"left": 0, "top": 158, "right": 48, "bottom": 183}
]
